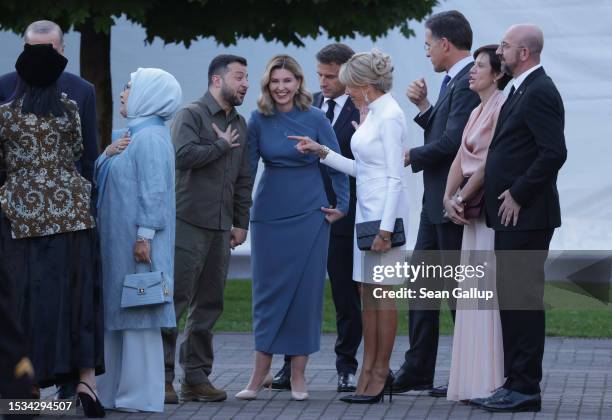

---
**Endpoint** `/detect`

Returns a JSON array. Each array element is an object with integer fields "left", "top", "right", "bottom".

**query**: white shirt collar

[
  {"left": 447, "top": 56, "right": 473, "bottom": 81},
  {"left": 512, "top": 64, "right": 543, "bottom": 91},
  {"left": 324, "top": 94, "right": 348, "bottom": 109}
]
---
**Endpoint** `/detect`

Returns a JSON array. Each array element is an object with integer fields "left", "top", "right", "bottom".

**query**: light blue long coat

[{"left": 96, "top": 68, "right": 181, "bottom": 330}]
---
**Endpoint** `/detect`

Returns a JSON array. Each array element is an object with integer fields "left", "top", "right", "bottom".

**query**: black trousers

[
  {"left": 0, "top": 224, "right": 35, "bottom": 406},
  {"left": 284, "top": 234, "right": 362, "bottom": 374},
  {"left": 495, "top": 229, "right": 553, "bottom": 395},
  {"left": 402, "top": 210, "right": 463, "bottom": 384},
  {"left": 0, "top": 257, "right": 28, "bottom": 386}
]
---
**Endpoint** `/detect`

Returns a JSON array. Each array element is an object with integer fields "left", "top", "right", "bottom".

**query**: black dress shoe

[
  {"left": 479, "top": 389, "right": 541, "bottom": 413},
  {"left": 391, "top": 365, "right": 432, "bottom": 394},
  {"left": 470, "top": 387, "right": 509, "bottom": 407},
  {"left": 337, "top": 372, "right": 357, "bottom": 392},
  {"left": 271, "top": 362, "right": 291, "bottom": 390},
  {"left": 428, "top": 384, "right": 447, "bottom": 398}
]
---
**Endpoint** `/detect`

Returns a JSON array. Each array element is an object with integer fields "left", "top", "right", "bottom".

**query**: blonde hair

[
  {"left": 339, "top": 49, "right": 393, "bottom": 93},
  {"left": 257, "top": 54, "right": 312, "bottom": 116}
]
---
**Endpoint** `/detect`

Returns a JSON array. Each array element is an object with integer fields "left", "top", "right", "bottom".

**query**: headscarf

[
  {"left": 125, "top": 68, "right": 182, "bottom": 127},
  {"left": 95, "top": 68, "right": 181, "bottom": 209}
]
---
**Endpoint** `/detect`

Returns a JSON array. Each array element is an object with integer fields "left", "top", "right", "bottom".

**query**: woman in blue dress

[
  {"left": 95, "top": 68, "right": 181, "bottom": 412},
  {"left": 235, "top": 55, "right": 349, "bottom": 401}
]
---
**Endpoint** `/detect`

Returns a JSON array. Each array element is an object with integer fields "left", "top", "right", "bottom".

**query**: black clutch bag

[{"left": 355, "top": 218, "right": 406, "bottom": 251}]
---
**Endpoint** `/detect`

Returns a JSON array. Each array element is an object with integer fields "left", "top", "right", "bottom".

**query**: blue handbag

[{"left": 121, "top": 261, "right": 172, "bottom": 309}]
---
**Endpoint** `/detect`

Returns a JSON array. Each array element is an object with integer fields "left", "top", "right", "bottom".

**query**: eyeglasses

[
  {"left": 499, "top": 42, "right": 527, "bottom": 52},
  {"left": 122, "top": 83, "right": 131, "bottom": 91},
  {"left": 424, "top": 38, "right": 444, "bottom": 52}
]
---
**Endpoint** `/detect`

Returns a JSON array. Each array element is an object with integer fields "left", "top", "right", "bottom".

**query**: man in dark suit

[
  {"left": 477, "top": 24, "right": 566, "bottom": 413},
  {"left": 0, "top": 20, "right": 99, "bottom": 185},
  {"left": 271, "top": 43, "right": 362, "bottom": 393},
  {"left": 393, "top": 10, "right": 480, "bottom": 397},
  {"left": 0, "top": 20, "right": 99, "bottom": 400}
]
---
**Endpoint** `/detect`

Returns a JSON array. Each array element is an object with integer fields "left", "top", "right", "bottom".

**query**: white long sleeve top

[{"left": 321, "top": 92, "right": 408, "bottom": 232}]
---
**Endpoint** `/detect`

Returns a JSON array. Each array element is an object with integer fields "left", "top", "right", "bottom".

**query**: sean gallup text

[{"left": 372, "top": 287, "right": 494, "bottom": 301}]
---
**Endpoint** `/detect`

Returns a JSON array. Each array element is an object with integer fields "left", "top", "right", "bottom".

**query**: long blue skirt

[{"left": 251, "top": 209, "right": 329, "bottom": 355}]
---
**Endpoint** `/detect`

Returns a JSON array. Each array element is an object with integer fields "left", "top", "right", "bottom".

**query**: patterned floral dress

[{"left": 0, "top": 94, "right": 104, "bottom": 386}]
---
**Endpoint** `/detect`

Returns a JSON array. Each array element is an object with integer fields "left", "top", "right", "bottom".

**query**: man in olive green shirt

[{"left": 163, "top": 55, "right": 252, "bottom": 403}]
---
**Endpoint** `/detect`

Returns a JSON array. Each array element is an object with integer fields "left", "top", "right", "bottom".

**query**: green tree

[{"left": 0, "top": 0, "right": 436, "bottom": 148}]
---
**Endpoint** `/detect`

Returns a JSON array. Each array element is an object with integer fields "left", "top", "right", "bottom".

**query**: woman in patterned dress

[{"left": 0, "top": 44, "right": 104, "bottom": 417}]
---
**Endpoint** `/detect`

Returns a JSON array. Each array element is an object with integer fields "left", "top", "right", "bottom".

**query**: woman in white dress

[
  {"left": 442, "top": 45, "right": 511, "bottom": 402},
  {"left": 291, "top": 49, "right": 409, "bottom": 404}
]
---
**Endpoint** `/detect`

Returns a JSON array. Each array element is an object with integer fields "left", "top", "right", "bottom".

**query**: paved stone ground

[{"left": 44, "top": 334, "right": 612, "bottom": 419}]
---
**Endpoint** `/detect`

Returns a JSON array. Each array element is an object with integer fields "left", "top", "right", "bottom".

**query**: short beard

[
  {"left": 501, "top": 61, "right": 513, "bottom": 77},
  {"left": 220, "top": 83, "right": 243, "bottom": 107},
  {"left": 501, "top": 51, "right": 520, "bottom": 77}
]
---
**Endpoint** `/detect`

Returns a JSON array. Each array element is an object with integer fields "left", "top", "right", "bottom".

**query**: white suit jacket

[{"left": 322, "top": 93, "right": 408, "bottom": 232}]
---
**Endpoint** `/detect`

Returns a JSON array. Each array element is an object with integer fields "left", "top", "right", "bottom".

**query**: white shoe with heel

[{"left": 235, "top": 373, "right": 273, "bottom": 400}]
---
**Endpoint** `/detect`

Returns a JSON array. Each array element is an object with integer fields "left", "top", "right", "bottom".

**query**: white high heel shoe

[
  {"left": 235, "top": 373, "right": 273, "bottom": 400},
  {"left": 290, "top": 379, "right": 309, "bottom": 401},
  {"left": 291, "top": 390, "right": 309, "bottom": 401}
]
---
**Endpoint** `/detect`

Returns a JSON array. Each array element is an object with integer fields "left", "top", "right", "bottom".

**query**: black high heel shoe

[
  {"left": 77, "top": 381, "right": 105, "bottom": 418},
  {"left": 384, "top": 370, "right": 394, "bottom": 402},
  {"left": 342, "top": 371, "right": 394, "bottom": 404}
]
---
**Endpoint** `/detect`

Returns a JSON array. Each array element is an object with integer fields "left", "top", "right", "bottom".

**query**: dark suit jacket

[
  {"left": 314, "top": 92, "right": 358, "bottom": 237},
  {"left": 0, "top": 71, "right": 99, "bottom": 183},
  {"left": 484, "top": 67, "right": 567, "bottom": 231},
  {"left": 410, "top": 63, "right": 480, "bottom": 224}
]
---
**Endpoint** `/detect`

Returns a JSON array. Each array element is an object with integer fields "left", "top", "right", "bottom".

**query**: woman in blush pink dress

[{"left": 442, "top": 44, "right": 512, "bottom": 402}]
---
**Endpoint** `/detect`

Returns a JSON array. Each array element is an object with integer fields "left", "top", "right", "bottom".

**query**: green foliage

[
  {"left": 199, "top": 280, "right": 612, "bottom": 338},
  {"left": 0, "top": 0, "right": 437, "bottom": 46}
]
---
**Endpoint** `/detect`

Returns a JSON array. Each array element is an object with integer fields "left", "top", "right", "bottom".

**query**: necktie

[
  {"left": 438, "top": 74, "right": 451, "bottom": 99},
  {"left": 507, "top": 85, "right": 516, "bottom": 100},
  {"left": 325, "top": 99, "right": 336, "bottom": 125}
]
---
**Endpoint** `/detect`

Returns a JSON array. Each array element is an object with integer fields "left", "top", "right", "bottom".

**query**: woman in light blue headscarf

[{"left": 95, "top": 68, "right": 182, "bottom": 412}]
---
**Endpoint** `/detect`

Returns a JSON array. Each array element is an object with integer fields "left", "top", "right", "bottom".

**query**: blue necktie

[{"left": 439, "top": 74, "right": 451, "bottom": 99}]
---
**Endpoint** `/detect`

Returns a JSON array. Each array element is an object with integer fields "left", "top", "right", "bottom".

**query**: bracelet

[
  {"left": 318, "top": 145, "right": 331, "bottom": 160},
  {"left": 136, "top": 236, "right": 150, "bottom": 244},
  {"left": 455, "top": 195, "right": 464, "bottom": 205}
]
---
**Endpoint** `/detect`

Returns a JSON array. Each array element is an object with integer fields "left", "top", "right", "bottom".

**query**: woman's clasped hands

[{"left": 443, "top": 195, "right": 469, "bottom": 226}]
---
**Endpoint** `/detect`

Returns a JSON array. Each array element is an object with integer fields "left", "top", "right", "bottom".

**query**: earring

[{"left": 361, "top": 89, "right": 369, "bottom": 104}]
